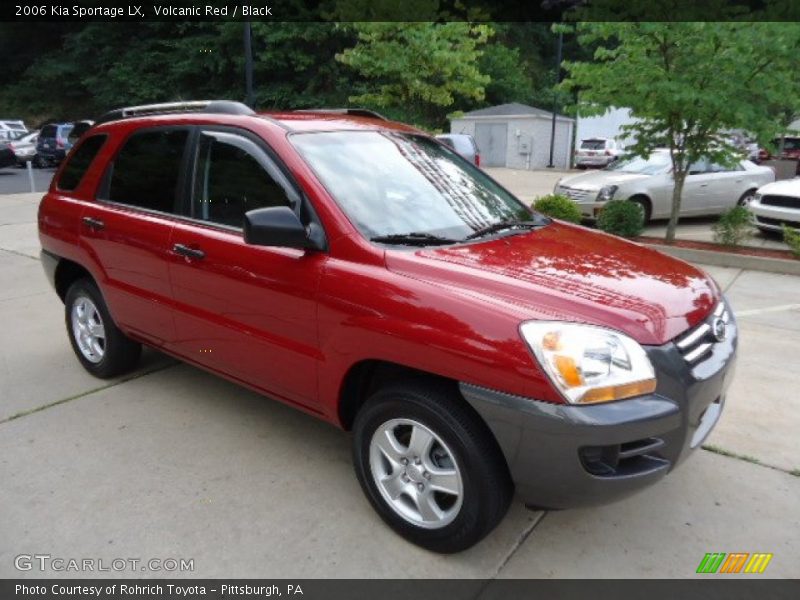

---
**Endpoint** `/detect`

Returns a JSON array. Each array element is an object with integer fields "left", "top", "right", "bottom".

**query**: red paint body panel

[{"left": 38, "top": 110, "right": 721, "bottom": 428}]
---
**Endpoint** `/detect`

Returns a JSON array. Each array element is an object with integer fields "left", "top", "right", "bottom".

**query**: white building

[{"left": 449, "top": 103, "right": 574, "bottom": 169}]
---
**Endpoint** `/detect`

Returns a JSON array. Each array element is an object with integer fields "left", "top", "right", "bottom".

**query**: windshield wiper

[
  {"left": 370, "top": 232, "right": 458, "bottom": 246},
  {"left": 464, "top": 219, "right": 547, "bottom": 241}
]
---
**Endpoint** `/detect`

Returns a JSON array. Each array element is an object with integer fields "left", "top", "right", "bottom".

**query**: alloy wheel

[
  {"left": 70, "top": 295, "right": 106, "bottom": 364},
  {"left": 369, "top": 418, "right": 463, "bottom": 529}
]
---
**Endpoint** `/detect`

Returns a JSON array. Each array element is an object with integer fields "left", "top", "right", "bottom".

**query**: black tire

[
  {"left": 629, "top": 195, "right": 652, "bottom": 224},
  {"left": 352, "top": 378, "right": 513, "bottom": 553},
  {"left": 737, "top": 189, "right": 757, "bottom": 207},
  {"left": 64, "top": 278, "right": 141, "bottom": 379},
  {"left": 32, "top": 155, "right": 43, "bottom": 169}
]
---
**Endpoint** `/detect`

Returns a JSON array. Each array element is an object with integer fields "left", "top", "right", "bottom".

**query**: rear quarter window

[{"left": 56, "top": 134, "right": 107, "bottom": 192}]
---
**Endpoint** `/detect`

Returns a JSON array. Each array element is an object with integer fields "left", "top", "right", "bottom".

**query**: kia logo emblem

[{"left": 712, "top": 317, "right": 727, "bottom": 342}]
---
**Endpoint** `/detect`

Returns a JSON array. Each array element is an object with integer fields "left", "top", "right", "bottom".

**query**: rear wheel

[
  {"left": 737, "top": 189, "right": 757, "bottom": 207},
  {"left": 352, "top": 379, "right": 513, "bottom": 553},
  {"left": 65, "top": 279, "right": 141, "bottom": 379}
]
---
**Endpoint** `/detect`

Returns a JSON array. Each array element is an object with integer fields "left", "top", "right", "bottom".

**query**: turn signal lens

[{"left": 580, "top": 379, "right": 657, "bottom": 404}]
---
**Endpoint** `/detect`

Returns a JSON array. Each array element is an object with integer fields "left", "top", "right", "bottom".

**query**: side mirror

[{"left": 244, "top": 206, "right": 323, "bottom": 251}]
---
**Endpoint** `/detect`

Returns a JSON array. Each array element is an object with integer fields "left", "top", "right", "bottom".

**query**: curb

[{"left": 642, "top": 243, "right": 800, "bottom": 276}]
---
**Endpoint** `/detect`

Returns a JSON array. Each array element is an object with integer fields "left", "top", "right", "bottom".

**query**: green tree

[
  {"left": 559, "top": 9, "right": 800, "bottom": 242},
  {"left": 336, "top": 22, "right": 492, "bottom": 128}
]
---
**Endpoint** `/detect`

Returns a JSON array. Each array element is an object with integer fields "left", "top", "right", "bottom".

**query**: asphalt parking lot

[
  {"left": 1, "top": 188, "right": 798, "bottom": 579},
  {"left": 0, "top": 165, "right": 56, "bottom": 195}
]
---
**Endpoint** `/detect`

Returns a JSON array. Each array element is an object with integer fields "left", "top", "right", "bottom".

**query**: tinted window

[
  {"left": 193, "top": 131, "right": 292, "bottom": 228},
  {"left": 107, "top": 129, "right": 188, "bottom": 213},
  {"left": 40, "top": 125, "right": 57, "bottom": 138},
  {"left": 57, "top": 134, "right": 107, "bottom": 191},
  {"left": 581, "top": 139, "right": 607, "bottom": 150}
]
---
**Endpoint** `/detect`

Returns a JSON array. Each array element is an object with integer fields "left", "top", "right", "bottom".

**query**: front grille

[
  {"left": 760, "top": 195, "right": 800, "bottom": 209},
  {"left": 674, "top": 302, "right": 729, "bottom": 366},
  {"left": 556, "top": 185, "right": 595, "bottom": 202}
]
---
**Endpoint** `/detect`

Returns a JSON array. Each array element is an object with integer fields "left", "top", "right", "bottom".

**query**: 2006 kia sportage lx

[{"left": 38, "top": 101, "right": 737, "bottom": 553}]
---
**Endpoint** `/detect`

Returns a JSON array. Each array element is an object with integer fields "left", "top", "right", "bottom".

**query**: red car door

[
  {"left": 80, "top": 127, "right": 191, "bottom": 346},
  {"left": 166, "top": 128, "right": 325, "bottom": 412}
]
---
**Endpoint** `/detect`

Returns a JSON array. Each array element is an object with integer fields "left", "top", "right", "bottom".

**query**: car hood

[
  {"left": 557, "top": 170, "right": 651, "bottom": 191},
  {"left": 758, "top": 177, "right": 800, "bottom": 196},
  {"left": 384, "top": 222, "right": 719, "bottom": 345}
]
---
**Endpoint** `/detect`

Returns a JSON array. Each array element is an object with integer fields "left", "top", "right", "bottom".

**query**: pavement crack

[
  {"left": 701, "top": 444, "right": 799, "bottom": 477},
  {"left": 0, "top": 361, "right": 178, "bottom": 425},
  {"left": 0, "top": 247, "right": 39, "bottom": 261},
  {"left": 721, "top": 268, "right": 744, "bottom": 293},
  {"left": 486, "top": 510, "right": 547, "bottom": 583}
]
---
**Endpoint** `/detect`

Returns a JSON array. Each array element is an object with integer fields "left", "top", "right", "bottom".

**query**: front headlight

[
  {"left": 596, "top": 185, "right": 618, "bottom": 202},
  {"left": 520, "top": 321, "right": 656, "bottom": 404},
  {"left": 752, "top": 192, "right": 762, "bottom": 204}
]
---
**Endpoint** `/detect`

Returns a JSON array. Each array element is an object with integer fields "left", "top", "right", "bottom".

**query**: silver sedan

[{"left": 555, "top": 149, "right": 775, "bottom": 222}]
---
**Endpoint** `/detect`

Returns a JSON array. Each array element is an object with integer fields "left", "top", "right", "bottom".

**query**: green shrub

[
  {"left": 712, "top": 206, "right": 753, "bottom": 246},
  {"left": 533, "top": 194, "right": 582, "bottom": 224},
  {"left": 783, "top": 225, "right": 800, "bottom": 258},
  {"left": 596, "top": 199, "right": 645, "bottom": 238}
]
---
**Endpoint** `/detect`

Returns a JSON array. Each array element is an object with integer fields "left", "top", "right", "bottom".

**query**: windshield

[
  {"left": 291, "top": 131, "right": 533, "bottom": 241},
  {"left": 607, "top": 152, "right": 671, "bottom": 175}
]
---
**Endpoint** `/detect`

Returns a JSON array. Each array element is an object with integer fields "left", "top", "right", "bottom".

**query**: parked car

[
  {"left": 749, "top": 178, "right": 800, "bottom": 233},
  {"left": 435, "top": 133, "right": 480, "bottom": 166},
  {"left": 35, "top": 122, "right": 74, "bottom": 167},
  {"left": 8, "top": 130, "right": 39, "bottom": 166},
  {"left": 0, "top": 141, "right": 17, "bottom": 169},
  {"left": 39, "top": 101, "right": 737, "bottom": 553},
  {"left": 0, "top": 119, "right": 28, "bottom": 140},
  {"left": 555, "top": 149, "right": 774, "bottom": 222},
  {"left": 574, "top": 137, "right": 622, "bottom": 168},
  {"left": 757, "top": 136, "right": 800, "bottom": 174}
]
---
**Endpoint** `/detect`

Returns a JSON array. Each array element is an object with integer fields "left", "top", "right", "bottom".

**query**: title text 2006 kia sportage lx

[{"left": 38, "top": 101, "right": 737, "bottom": 553}]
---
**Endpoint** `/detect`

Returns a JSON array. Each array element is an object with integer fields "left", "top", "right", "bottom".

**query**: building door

[{"left": 474, "top": 123, "right": 507, "bottom": 167}]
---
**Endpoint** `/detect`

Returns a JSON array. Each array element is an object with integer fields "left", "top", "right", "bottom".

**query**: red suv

[{"left": 38, "top": 101, "right": 737, "bottom": 553}]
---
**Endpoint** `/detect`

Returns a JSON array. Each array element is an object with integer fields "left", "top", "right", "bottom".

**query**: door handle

[
  {"left": 699, "top": 183, "right": 709, "bottom": 187},
  {"left": 81, "top": 216, "right": 105, "bottom": 230},
  {"left": 173, "top": 243, "right": 206, "bottom": 260}
]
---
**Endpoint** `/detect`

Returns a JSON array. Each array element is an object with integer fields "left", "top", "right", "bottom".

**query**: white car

[
  {"left": 8, "top": 130, "right": 38, "bottom": 165},
  {"left": 555, "top": 149, "right": 775, "bottom": 222},
  {"left": 574, "top": 137, "right": 622, "bottom": 168},
  {"left": 749, "top": 178, "right": 800, "bottom": 233}
]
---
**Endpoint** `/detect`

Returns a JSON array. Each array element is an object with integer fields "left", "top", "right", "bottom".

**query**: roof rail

[
  {"left": 95, "top": 100, "right": 254, "bottom": 125},
  {"left": 292, "top": 108, "right": 388, "bottom": 121}
]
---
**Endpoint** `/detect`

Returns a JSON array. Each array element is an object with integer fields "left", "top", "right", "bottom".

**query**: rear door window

[
  {"left": 192, "top": 130, "right": 294, "bottom": 228},
  {"left": 105, "top": 128, "right": 189, "bottom": 214},
  {"left": 57, "top": 134, "right": 107, "bottom": 191}
]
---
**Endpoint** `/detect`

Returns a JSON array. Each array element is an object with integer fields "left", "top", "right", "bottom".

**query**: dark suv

[
  {"left": 35, "top": 122, "right": 74, "bottom": 167},
  {"left": 38, "top": 101, "right": 737, "bottom": 553}
]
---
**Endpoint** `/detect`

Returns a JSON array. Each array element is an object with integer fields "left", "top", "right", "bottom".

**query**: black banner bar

[{"left": 2, "top": 579, "right": 800, "bottom": 600}]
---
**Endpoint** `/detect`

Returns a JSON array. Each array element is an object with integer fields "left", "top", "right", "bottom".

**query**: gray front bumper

[{"left": 460, "top": 311, "right": 738, "bottom": 509}]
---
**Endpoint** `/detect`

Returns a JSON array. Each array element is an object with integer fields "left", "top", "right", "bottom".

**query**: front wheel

[{"left": 352, "top": 379, "right": 513, "bottom": 553}]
